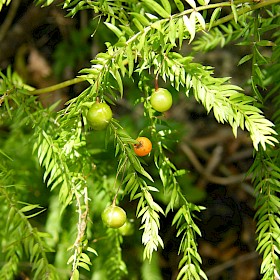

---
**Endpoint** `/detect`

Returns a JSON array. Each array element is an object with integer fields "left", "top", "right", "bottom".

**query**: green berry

[
  {"left": 102, "top": 205, "right": 127, "bottom": 229},
  {"left": 87, "top": 102, "right": 112, "bottom": 130},
  {"left": 150, "top": 88, "right": 173, "bottom": 112},
  {"left": 118, "top": 221, "right": 134, "bottom": 236}
]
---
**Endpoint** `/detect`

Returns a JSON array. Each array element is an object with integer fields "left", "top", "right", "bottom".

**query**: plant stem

[
  {"left": 29, "top": 77, "right": 86, "bottom": 95},
  {"left": 155, "top": 75, "right": 159, "bottom": 91},
  {"left": 211, "top": 0, "right": 280, "bottom": 28}
]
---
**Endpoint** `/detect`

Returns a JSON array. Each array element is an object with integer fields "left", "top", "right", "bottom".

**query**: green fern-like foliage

[
  {"left": 251, "top": 149, "right": 280, "bottom": 280},
  {"left": 1, "top": 0, "right": 280, "bottom": 279},
  {"left": 103, "top": 229, "right": 127, "bottom": 280},
  {"left": 0, "top": 187, "right": 59, "bottom": 280},
  {"left": 250, "top": 6, "right": 280, "bottom": 279},
  {"left": 0, "top": 140, "right": 59, "bottom": 279}
]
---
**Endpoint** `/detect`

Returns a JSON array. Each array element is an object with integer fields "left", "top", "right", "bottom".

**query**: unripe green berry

[
  {"left": 150, "top": 88, "right": 173, "bottom": 112},
  {"left": 102, "top": 205, "right": 127, "bottom": 229},
  {"left": 87, "top": 102, "right": 112, "bottom": 130}
]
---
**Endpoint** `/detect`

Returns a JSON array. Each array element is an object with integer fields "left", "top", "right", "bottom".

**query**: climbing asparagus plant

[{"left": 0, "top": 0, "right": 280, "bottom": 279}]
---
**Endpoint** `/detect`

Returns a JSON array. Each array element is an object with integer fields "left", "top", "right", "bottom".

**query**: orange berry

[{"left": 133, "top": 137, "right": 152, "bottom": 157}]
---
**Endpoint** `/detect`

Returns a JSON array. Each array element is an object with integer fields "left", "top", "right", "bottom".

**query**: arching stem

[{"left": 30, "top": 77, "right": 85, "bottom": 95}]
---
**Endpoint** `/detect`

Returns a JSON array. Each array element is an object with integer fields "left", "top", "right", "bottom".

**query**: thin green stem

[
  {"left": 29, "top": 77, "right": 86, "bottom": 95},
  {"left": 211, "top": 0, "right": 280, "bottom": 28}
]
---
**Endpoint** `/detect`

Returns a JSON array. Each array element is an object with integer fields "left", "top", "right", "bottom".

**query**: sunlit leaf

[{"left": 142, "top": 0, "right": 170, "bottom": 18}]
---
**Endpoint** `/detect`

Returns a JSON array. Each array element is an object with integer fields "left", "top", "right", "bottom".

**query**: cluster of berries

[{"left": 86, "top": 88, "right": 173, "bottom": 230}]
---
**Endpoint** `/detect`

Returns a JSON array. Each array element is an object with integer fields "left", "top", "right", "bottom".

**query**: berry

[
  {"left": 87, "top": 102, "right": 112, "bottom": 130},
  {"left": 118, "top": 221, "right": 134, "bottom": 236},
  {"left": 133, "top": 136, "right": 152, "bottom": 157},
  {"left": 102, "top": 205, "right": 127, "bottom": 229},
  {"left": 150, "top": 88, "right": 173, "bottom": 112}
]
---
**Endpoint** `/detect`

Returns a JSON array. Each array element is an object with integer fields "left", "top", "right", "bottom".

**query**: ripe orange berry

[{"left": 133, "top": 137, "right": 152, "bottom": 157}]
